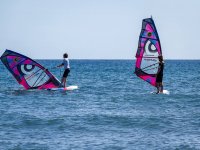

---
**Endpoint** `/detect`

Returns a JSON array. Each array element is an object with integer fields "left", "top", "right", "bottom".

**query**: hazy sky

[{"left": 0, "top": 0, "right": 200, "bottom": 59}]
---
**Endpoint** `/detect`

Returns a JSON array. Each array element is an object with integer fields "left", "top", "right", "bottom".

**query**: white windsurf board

[{"left": 48, "top": 85, "right": 78, "bottom": 91}]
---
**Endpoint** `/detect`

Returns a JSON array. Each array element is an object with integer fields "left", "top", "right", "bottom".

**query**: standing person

[
  {"left": 156, "top": 55, "right": 164, "bottom": 94},
  {"left": 57, "top": 53, "right": 70, "bottom": 88}
]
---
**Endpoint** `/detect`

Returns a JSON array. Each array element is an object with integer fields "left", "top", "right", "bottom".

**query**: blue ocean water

[{"left": 0, "top": 60, "right": 200, "bottom": 150}]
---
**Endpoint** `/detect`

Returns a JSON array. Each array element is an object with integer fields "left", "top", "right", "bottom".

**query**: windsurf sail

[
  {"left": 135, "top": 17, "right": 162, "bottom": 87},
  {"left": 0, "top": 49, "right": 61, "bottom": 89}
]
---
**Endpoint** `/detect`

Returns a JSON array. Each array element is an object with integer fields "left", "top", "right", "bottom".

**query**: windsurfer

[
  {"left": 57, "top": 53, "right": 70, "bottom": 88},
  {"left": 156, "top": 56, "right": 164, "bottom": 94}
]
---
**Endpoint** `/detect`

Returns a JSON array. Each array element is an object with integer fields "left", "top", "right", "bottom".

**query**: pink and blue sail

[
  {"left": 135, "top": 17, "right": 162, "bottom": 87},
  {"left": 0, "top": 49, "right": 61, "bottom": 89}
]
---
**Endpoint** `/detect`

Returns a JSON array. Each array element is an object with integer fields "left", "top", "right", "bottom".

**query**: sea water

[{"left": 0, "top": 60, "right": 200, "bottom": 150}]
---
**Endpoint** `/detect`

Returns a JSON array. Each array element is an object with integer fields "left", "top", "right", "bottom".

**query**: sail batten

[
  {"left": 0, "top": 49, "right": 61, "bottom": 89},
  {"left": 135, "top": 18, "right": 162, "bottom": 87}
]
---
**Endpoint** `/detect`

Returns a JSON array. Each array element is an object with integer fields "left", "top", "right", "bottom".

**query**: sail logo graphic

[{"left": 144, "top": 40, "right": 157, "bottom": 56}]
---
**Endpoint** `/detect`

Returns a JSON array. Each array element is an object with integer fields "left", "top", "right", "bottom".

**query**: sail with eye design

[
  {"left": 135, "top": 17, "right": 162, "bottom": 87},
  {"left": 0, "top": 49, "right": 61, "bottom": 89}
]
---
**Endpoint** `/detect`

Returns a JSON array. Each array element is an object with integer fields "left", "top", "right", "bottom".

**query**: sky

[{"left": 0, "top": 0, "right": 200, "bottom": 59}]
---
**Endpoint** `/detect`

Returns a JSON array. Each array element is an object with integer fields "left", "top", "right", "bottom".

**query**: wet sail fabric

[
  {"left": 135, "top": 18, "right": 162, "bottom": 87},
  {"left": 0, "top": 49, "right": 61, "bottom": 89}
]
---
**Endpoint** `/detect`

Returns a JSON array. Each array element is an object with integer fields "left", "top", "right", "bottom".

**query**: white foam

[{"left": 151, "top": 90, "right": 170, "bottom": 95}]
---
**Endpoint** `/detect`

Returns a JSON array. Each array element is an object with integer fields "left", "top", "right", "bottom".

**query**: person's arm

[{"left": 57, "top": 63, "right": 64, "bottom": 68}]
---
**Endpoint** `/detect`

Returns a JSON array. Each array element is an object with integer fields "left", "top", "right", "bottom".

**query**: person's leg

[
  {"left": 160, "top": 82, "right": 163, "bottom": 93},
  {"left": 156, "top": 83, "right": 159, "bottom": 94},
  {"left": 159, "top": 75, "right": 163, "bottom": 93},
  {"left": 63, "top": 77, "right": 67, "bottom": 88},
  {"left": 61, "top": 69, "right": 67, "bottom": 87},
  {"left": 156, "top": 82, "right": 163, "bottom": 93},
  {"left": 64, "top": 69, "right": 70, "bottom": 88}
]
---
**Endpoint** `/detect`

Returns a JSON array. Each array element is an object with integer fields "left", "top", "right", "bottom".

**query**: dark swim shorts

[
  {"left": 63, "top": 69, "right": 70, "bottom": 78},
  {"left": 156, "top": 74, "right": 163, "bottom": 82}
]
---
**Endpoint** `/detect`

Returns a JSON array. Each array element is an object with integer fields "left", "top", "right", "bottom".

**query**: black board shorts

[
  {"left": 156, "top": 74, "right": 163, "bottom": 83},
  {"left": 63, "top": 69, "right": 70, "bottom": 78}
]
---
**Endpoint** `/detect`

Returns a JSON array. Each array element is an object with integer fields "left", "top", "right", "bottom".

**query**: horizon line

[{"left": 35, "top": 58, "right": 200, "bottom": 61}]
